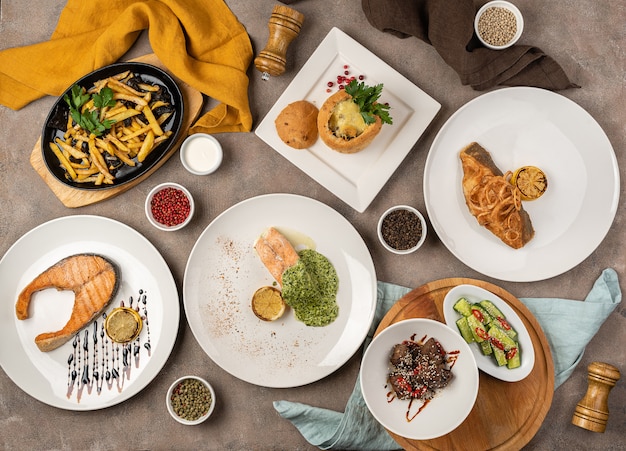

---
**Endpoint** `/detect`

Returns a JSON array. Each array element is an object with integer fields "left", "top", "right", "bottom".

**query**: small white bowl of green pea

[{"left": 166, "top": 376, "right": 216, "bottom": 425}]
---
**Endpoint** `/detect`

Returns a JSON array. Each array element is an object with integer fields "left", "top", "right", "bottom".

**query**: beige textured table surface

[{"left": 1, "top": 1, "right": 624, "bottom": 449}]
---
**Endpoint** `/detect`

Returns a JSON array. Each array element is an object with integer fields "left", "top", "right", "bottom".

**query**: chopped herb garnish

[
  {"left": 92, "top": 87, "right": 116, "bottom": 109},
  {"left": 344, "top": 79, "right": 393, "bottom": 125},
  {"left": 63, "top": 84, "right": 116, "bottom": 136}
]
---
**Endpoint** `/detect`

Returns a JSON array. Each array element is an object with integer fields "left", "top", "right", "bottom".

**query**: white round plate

[
  {"left": 424, "top": 87, "right": 619, "bottom": 282},
  {"left": 183, "top": 193, "right": 377, "bottom": 387},
  {"left": 443, "top": 284, "right": 535, "bottom": 382},
  {"left": 0, "top": 215, "right": 179, "bottom": 410},
  {"left": 360, "top": 318, "right": 479, "bottom": 440}
]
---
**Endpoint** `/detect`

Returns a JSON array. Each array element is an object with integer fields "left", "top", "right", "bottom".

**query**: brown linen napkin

[{"left": 361, "top": 0, "right": 579, "bottom": 90}]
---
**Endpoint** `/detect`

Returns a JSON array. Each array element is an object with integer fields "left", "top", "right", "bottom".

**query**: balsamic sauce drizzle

[{"left": 65, "top": 289, "right": 152, "bottom": 402}]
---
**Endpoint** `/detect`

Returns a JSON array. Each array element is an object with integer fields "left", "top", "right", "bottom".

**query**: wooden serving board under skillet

[
  {"left": 29, "top": 53, "right": 204, "bottom": 208},
  {"left": 377, "top": 278, "right": 554, "bottom": 451}
]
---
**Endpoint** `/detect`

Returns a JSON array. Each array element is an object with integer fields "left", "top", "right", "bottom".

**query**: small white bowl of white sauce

[{"left": 180, "top": 133, "right": 223, "bottom": 175}]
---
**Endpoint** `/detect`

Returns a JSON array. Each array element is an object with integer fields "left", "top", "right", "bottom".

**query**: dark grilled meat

[{"left": 387, "top": 337, "right": 454, "bottom": 400}]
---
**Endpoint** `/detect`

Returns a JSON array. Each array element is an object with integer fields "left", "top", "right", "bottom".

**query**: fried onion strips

[{"left": 467, "top": 171, "right": 523, "bottom": 243}]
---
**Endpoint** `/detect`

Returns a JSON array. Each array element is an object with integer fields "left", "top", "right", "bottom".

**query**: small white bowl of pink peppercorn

[
  {"left": 145, "top": 182, "right": 194, "bottom": 231},
  {"left": 378, "top": 205, "right": 427, "bottom": 255}
]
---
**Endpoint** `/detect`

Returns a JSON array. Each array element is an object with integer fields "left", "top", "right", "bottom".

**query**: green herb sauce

[{"left": 281, "top": 249, "right": 339, "bottom": 327}]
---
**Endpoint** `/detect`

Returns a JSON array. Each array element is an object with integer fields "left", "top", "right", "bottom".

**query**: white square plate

[{"left": 255, "top": 27, "right": 441, "bottom": 212}]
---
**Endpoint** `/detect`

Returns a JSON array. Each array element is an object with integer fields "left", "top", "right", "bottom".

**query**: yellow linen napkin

[{"left": 0, "top": 0, "right": 253, "bottom": 134}]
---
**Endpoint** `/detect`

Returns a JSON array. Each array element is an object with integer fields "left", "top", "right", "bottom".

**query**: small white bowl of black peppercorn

[
  {"left": 378, "top": 205, "right": 427, "bottom": 255},
  {"left": 166, "top": 376, "right": 216, "bottom": 425}
]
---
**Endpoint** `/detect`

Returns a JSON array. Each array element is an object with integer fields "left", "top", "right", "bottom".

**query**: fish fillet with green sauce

[{"left": 281, "top": 249, "right": 339, "bottom": 327}]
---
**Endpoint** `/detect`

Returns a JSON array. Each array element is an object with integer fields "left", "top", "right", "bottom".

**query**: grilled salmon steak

[
  {"left": 254, "top": 227, "right": 299, "bottom": 286},
  {"left": 460, "top": 142, "right": 535, "bottom": 249},
  {"left": 16, "top": 253, "right": 120, "bottom": 352}
]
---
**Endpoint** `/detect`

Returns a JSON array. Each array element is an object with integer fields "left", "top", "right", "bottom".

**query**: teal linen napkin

[{"left": 274, "top": 268, "right": 621, "bottom": 450}]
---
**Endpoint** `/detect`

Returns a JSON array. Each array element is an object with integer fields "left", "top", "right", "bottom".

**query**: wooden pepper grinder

[
  {"left": 571, "top": 361, "right": 621, "bottom": 433},
  {"left": 254, "top": 4, "right": 305, "bottom": 80}
]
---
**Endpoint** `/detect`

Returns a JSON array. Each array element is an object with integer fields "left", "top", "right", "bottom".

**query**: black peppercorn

[{"left": 381, "top": 208, "right": 423, "bottom": 250}]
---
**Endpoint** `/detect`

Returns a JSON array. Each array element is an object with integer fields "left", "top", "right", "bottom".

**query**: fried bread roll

[{"left": 275, "top": 100, "right": 319, "bottom": 149}]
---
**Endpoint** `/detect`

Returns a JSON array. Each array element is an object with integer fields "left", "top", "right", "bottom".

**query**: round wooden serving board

[
  {"left": 29, "top": 54, "right": 204, "bottom": 208},
  {"left": 376, "top": 278, "right": 554, "bottom": 451}
]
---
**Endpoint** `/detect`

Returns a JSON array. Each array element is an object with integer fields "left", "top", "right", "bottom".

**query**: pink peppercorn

[{"left": 150, "top": 187, "right": 190, "bottom": 227}]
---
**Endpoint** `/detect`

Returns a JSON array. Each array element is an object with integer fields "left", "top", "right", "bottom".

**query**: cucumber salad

[{"left": 452, "top": 297, "right": 521, "bottom": 369}]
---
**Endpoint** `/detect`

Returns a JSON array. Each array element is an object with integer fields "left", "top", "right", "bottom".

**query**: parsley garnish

[
  {"left": 344, "top": 80, "right": 393, "bottom": 125},
  {"left": 93, "top": 87, "right": 116, "bottom": 109},
  {"left": 63, "top": 84, "right": 116, "bottom": 136}
]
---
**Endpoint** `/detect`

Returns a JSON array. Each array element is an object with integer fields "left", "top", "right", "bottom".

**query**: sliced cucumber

[
  {"left": 506, "top": 347, "right": 521, "bottom": 369},
  {"left": 467, "top": 314, "right": 487, "bottom": 343},
  {"left": 456, "top": 317, "right": 475, "bottom": 343},
  {"left": 452, "top": 296, "right": 522, "bottom": 371},
  {"left": 453, "top": 297, "right": 473, "bottom": 317},
  {"left": 491, "top": 317, "right": 518, "bottom": 341},
  {"left": 470, "top": 304, "right": 493, "bottom": 325},
  {"left": 479, "top": 299, "right": 505, "bottom": 319},
  {"left": 487, "top": 325, "right": 517, "bottom": 351},
  {"left": 492, "top": 345, "right": 507, "bottom": 366}
]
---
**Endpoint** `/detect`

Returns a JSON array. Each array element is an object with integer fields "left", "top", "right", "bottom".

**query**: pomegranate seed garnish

[{"left": 323, "top": 65, "right": 368, "bottom": 93}]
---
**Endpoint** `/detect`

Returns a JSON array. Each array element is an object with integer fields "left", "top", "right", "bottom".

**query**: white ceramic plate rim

[
  {"left": 424, "top": 87, "right": 619, "bottom": 282},
  {"left": 442, "top": 284, "right": 535, "bottom": 382},
  {"left": 183, "top": 193, "right": 377, "bottom": 388},
  {"left": 0, "top": 215, "right": 180, "bottom": 410},
  {"left": 360, "top": 318, "right": 479, "bottom": 440},
  {"left": 255, "top": 27, "right": 441, "bottom": 212}
]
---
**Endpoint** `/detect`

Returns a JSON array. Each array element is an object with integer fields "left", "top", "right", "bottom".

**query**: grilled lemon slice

[
  {"left": 510, "top": 166, "right": 548, "bottom": 200},
  {"left": 251, "top": 286, "right": 286, "bottom": 321}
]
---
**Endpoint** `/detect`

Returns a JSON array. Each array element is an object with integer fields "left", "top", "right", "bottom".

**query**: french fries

[{"left": 49, "top": 70, "right": 176, "bottom": 185}]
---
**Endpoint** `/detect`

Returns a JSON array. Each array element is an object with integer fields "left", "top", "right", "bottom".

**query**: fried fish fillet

[
  {"left": 460, "top": 142, "right": 534, "bottom": 249},
  {"left": 254, "top": 227, "right": 300, "bottom": 286},
  {"left": 16, "top": 253, "right": 120, "bottom": 352}
]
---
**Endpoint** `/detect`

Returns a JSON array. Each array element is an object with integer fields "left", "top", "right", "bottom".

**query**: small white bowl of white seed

[
  {"left": 475, "top": 1, "right": 524, "bottom": 50},
  {"left": 166, "top": 376, "right": 216, "bottom": 425}
]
